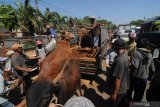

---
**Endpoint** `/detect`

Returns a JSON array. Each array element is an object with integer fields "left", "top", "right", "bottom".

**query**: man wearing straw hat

[{"left": 11, "top": 43, "right": 38, "bottom": 94}]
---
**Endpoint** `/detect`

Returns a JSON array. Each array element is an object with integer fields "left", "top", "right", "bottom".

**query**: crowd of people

[
  {"left": 0, "top": 23, "right": 95, "bottom": 107},
  {"left": 0, "top": 42, "right": 42, "bottom": 106},
  {"left": 105, "top": 32, "right": 157, "bottom": 107},
  {"left": 0, "top": 19, "right": 159, "bottom": 107},
  {"left": 0, "top": 24, "right": 54, "bottom": 106}
]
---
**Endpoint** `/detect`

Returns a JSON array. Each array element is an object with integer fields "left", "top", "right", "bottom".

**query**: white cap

[
  {"left": 64, "top": 96, "right": 95, "bottom": 107},
  {"left": 90, "top": 16, "right": 96, "bottom": 19},
  {"left": 111, "top": 38, "right": 117, "bottom": 43},
  {"left": 7, "top": 50, "right": 15, "bottom": 56}
]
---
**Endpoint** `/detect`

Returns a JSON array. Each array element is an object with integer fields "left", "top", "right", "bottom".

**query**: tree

[
  {"left": 130, "top": 19, "right": 145, "bottom": 26},
  {"left": 97, "top": 19, "right": 107, "bottom": 25},
  {"left": 107, "top": 21, "right": 117, "bottom": 30},
  {"left": 0, "top": 5, "right": 18, "bottom": 31},
  {"left": 15, "top": 0, "right": 43, "bottom": 34},
  {"left": 52, "top": 12, "right": 68, "bottom": 30}
]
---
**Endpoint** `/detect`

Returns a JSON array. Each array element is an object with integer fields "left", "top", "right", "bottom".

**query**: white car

[{"left": 119, "top": 29, "right": 136, "bottom": 42}]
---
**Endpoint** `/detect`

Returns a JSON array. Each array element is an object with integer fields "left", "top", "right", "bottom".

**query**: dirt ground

[
  {"left": 79, "top": 60, "right": 149, "bottom": 107},
  {"left": 79, "top": 70, "right": 110, "bottom": 107}
]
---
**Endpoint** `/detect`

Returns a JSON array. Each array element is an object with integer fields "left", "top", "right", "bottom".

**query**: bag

[{"left": 7, "top": 86, "right": 22, "bottom": 105}]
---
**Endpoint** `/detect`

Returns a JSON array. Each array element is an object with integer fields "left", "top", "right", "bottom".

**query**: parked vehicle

[
  {"left": 119, "top": 29, "right": 135, "bottom": 35},
  {"left": 119, "top": 29, "right": 136, "bottom": 42},
  {"left": 136, "top": 32, "right": 160, "bottom": 50},
  {"left": 146, "top": 48, "right": 160, "bottom": 101}
]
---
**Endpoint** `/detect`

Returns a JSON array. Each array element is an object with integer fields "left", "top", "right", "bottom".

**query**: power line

[
  {"left": 39, "top": 0, "right": 81, "bottom": 18},
  {"left": 83, "top": 0, "right": 100, "bottom": 18}
]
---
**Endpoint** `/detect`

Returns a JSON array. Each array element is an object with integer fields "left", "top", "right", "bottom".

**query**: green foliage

[
  {"left": 0, "top": 5, "right": 18, "bottom": 31},
  {"left": 23, "top": 41, "right": 36, "bottom": 50},
  {"left": 0, "top": 1, "right": 118, "bottom": 34},
  {"left": 97, "top": 19, "right": 107, "bottom": 25},
  {"left": 130, "top": 19, "right": 145, "bottom": 26}
]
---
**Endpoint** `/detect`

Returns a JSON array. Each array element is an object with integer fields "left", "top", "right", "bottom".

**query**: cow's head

[
  {"left": 57, "top": 31, "right": 75, "bottom": 41},
  {"left": 26, "top": 78, "right": 60, "bottom": 107}
]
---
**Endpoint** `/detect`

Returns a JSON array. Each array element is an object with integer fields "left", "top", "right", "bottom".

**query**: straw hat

[
  {"left": 46, "top": 25, "right": 50, "bottom": 28},
  {"left": 12, "top": 43, "right": 23, "bottom": 51}
]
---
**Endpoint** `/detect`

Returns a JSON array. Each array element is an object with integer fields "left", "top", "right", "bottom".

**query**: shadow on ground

[{"left": 81, "top": 72, "right": 111, "bottom": 107}]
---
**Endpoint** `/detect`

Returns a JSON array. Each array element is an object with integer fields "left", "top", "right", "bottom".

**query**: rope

[{"left": 53, "top": 58, "right": 71, "bottom": 83}]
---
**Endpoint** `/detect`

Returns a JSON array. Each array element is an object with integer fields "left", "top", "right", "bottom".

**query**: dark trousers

[
  {"left": 111, "top": 94, "right": 128, "bottom": 107},
  {"left": 127, "top": 75, "right": 134, "bottom": 101},
  {"left": 23, "top": 75, "right": 32, "bottom": 94},
  {"left": 132, "top": 77, "right": 147, "bottom": 101}
]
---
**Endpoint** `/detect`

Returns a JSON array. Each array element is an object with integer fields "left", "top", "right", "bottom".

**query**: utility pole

[
  {"left": 35, "top": 0, "right": 38, "bottom": 9},
  {"left": 144, "top": 16, "right": 146, "bottom": 21}
]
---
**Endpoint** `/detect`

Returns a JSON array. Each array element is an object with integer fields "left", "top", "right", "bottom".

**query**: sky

[{"left": 1, "top": 0, "right": 160, "bottom": 25}]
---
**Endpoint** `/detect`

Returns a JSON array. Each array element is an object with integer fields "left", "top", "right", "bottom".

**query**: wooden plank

[{"left": 70, "top": 45, "right": 100, "bottom": 62}]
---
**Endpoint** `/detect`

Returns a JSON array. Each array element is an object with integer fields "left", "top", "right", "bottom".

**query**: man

[
  {"left": 46, "top": 24, "right": 56, "bottom": 42},
  {"left": 107, "top": 38, "right": 130, "bottom": 107},
  {"left": 131, "top": 39, "right": 155, "bottom": 101},
  {"left": 126, "top": 32, "right": 137, "bottom": 101},
  {"left": 126, "top": 32, "right": 137, "bottom": 62},
  {"left": 105, "top": 39, "right": 117, "bottom": 68},
  {"left": 36, "top": 40, "right": 46, "bottom": 63},
  {"left": 11, "top": 43, "right": 38, "bottom": 93},
  {"left": 50, "top": 25, "right": 56, "bottom": 38},
  {"left": 0, "top": 57, "right": 18, "bottom": 107},
  {"left": 5, "top": 50, "right": 15, "bottom": 72}
]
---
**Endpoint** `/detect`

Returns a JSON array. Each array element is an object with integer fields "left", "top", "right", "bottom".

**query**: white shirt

[
  {"left": 94, "top": 36, "right": 99, "bottom": 47},
  {"left": 37, "top": 48, "right": 46, "bottom": 61},
  {"left": 0, "top": 69, "right": 8, "bottom": 104},
  {"left": 106, "top": 48, "right": 117, "bottom": 65},
  {"left": 5, "top": 58, "right": 11, "bottom": 71}
]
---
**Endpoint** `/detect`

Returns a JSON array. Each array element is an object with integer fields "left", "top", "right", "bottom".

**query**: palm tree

[
  {"left": 0, "top": 5, "right": 18, "bottom": 31},
  {"left": 44, "top": 9, "right": 68, "bottom": 30},
  {"left": 44, "top": 8, "right": 53, "bottom": 23},
  {"left": 52, "top": 12, "right": 68, "bottom": 30},
  {"left": 15, "top": 0, "right": 43, "bottom": 35}
]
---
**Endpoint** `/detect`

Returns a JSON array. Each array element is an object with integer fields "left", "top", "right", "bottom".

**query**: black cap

[{"left": 114, "top": 38, "right": 125, "bottom": 49}]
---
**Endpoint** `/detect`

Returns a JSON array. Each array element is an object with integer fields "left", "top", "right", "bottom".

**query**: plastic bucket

[{"left": 45, "top": 38, "right": 57, "bottom": 53}]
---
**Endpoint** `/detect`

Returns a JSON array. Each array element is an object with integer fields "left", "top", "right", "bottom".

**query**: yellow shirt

[{"left": 126, "top": 41, "right": 137, "bottom": 62}]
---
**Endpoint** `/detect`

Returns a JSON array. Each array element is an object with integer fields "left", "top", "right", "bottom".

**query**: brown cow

[
  {"left": 77, "top": 26, "right": 101, "bottom": 49},
  {"left": 26, "top": 39, "right": 81, "bottom": 107}
]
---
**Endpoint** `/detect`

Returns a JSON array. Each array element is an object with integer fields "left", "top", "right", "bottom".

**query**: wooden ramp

[{"left": 70, "top": 45, "right": 101, "bottom": 74}]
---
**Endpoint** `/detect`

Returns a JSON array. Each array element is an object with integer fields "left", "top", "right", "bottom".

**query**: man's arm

[
  {"left": 11, "top": 56, "right": 31, "bottom": 72},
  {"left": 110, "top": 77, "right": 121, "bottom": 101},
  {"left": 131, "top": 51, "right": 140, "bottom": 69},
  {"left": 15, "top": 66, "right": 31, "bottom": 72},
  {"left": 150, "top": 58, "right": 155, "bottom": 74},
  {"left": 113, "top": 78, "right": 121, "bottom": 95},
  {"left": 111, "top": 60, "right": 124, "bottom": 101}
]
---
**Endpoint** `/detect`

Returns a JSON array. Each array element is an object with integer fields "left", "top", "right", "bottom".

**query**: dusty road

[{"left": 80, "top": 59, "right": 149, "bottom": 107}]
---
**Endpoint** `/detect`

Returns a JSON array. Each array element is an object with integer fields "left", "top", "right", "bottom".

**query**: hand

[
  {"left": 9, "top": 85, "right": 16, "bottom": 90},
  {"left": 34, "top": 56, "right": 41, "bottom": 59},
  {"left": 110, "top": 93, "right": 117, "bottom": 102},
  {"left": 104, "top": 63, "right": 110, "bottom": 68},
  {"left": 13, "top": 79, "right": 20, "bottom": 84},
  {"left": 25, "top": 68, "right": 32, "bottom": 72},
  {"left": 4, "top": 68, "right": 10, "bottom": 72}
]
